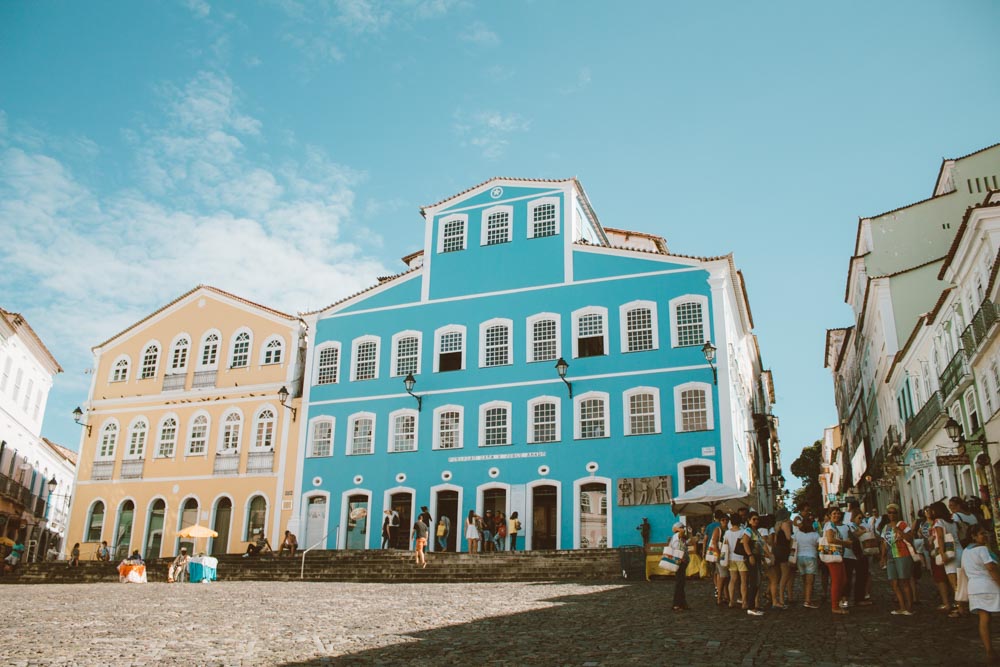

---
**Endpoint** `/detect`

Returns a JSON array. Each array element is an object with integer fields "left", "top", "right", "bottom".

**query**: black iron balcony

[
  {"left": 940, "top": 348, "right": 970, "bottom": 399},
  {"left": 962, "top": 300, "right": 1000, "bottom": 360},
  {"left": 905, "top": 390, "right": 946, "bottom": 444}
]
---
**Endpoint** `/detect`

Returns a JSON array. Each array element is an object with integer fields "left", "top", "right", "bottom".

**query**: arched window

[
  {"left": 98, "top": 422, "right": 119, "bottom": 459},
  {"left": 308, "top": 417, "right": 334, "bottom": 458},
  {"left": 438, "top": 215, "right": 467, "bottom": 253},
  {"left": 572, "top": 307, "right": 608, "bottom": 358},
  {"left": 674, "top": 382, "right": 713, "bottom": 432},
  {"left": 389, "top": 409, "right": 418, "bottom": 453},
  {"left": 526, "top": 313, "right": 560, "bottom": 363},
  {"left": 574, "top": 392, "right": 609, "bottom": 440},
  {"left": 169, "top": 335, "right": 190, "bottom": 372},
  {"left": 481, "top": 402, "right": 512, "bottom": 446},
  {"left": 220, "top": 411, "right": 243, "bottom": 452},
  {"left": 187, "top": 414, "right": 209, "bottom": 455},
  {"left": 140, "top": 343, "right": 159, "bottom": 379},
  {"left": 86, "top": 500, "right": 105, "bottom": 542},
  {"left": 261, "top": 336, "right": 284, "bottom": 365},
  {"left": 348, "top": 414, "right": 375, "bottom": 455},
  {"left": 157, "top": 416, "right": 178, "bottom": 458},
  {"left": 481, "top": 205, "right": 513, "bottom": 246},
  {"left": 246, "top": 495, "right": 267, "bottom": 539},
  {"left": 528, "top": 197, "right": 559, "bottom": 238},
  {"left": 199, "top": 331, "right": 220, "bottom": 369},
  {"left": 392, "top": 331, "right": 421, "bottom": 377},
  {"left": 434, "top": 405, "right": 463, "bottom": 450},
  {"left": 669, "top": 295, "right": 710, "bottom": 348},
  {"left": 434, "top": 325, "right": 465, "bottom": 372},
  {"left": 623, "top": 387, "right": 660, "bottom": 435},
  {"left": 351, "top": 336, "right": 380, "bottom": 381},
  {"left": 230, "top": 330, "right": 252, "bottom": 369},
  {"left": 110, "top": 356, "right": 130, "bottom": 383},
  {"left": 620, "top": 301, "right": 658, "bottom": 352},
  {"left": 253, "top": 408, "right": 276, "bottom": 450},
  {"left": 528, "top": 396, "right": 560, "bottom": 444},
  {"left": 683, "top": 465, "right": 712, "bottom": 493},
  {"left": 480, "top": 319, "right": 513, "bottom": 368},
  {"left": 315, "top": 343, "right": 341, "bottom": 385},
  {"left": 126, "top": 419, "right": 148, "bottom": 458}
]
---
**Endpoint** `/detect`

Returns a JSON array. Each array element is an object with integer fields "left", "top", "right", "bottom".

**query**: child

[{"left": 962, "top": 524, "right": 1000, "bottom": 663}]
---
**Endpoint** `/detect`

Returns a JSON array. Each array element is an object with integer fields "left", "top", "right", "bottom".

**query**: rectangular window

[
  {"left": 532, "top": 203, "right": 557, "bottom": 238},
  {"left": 13, "top": 368, "right": 23, "bottom": 399},
  {"left": 629, "top": 393, "right": 657, "bottom": 434},
  {"left": 484, "top": 325, "right": 510, "bottom": 367},
  {"left": 532, "top": 320, "right": 557, "bottom": 362},
  {"left": 580, "top": 399, "right": 606, "bottom": 439},
  {"left": 967, "top": 389, "right": 981, "bottom": 433},
  {"left": 395, "top": 337, "right": 419, "bottom": 376},
  {"left": 310, "top": 421, "right": 332, "bottom": 457},
  {"left": 484, "top": 407, "right": 509, "bottom": 446},
  {"left": 532, "top": 402, "right": 557, "bottom": 443},
  {"left": 392, "top": 414, "right": 416, "bottom": 452},
  {"left": 23, "top": 379, "right": 33, "bottom": 412},
  {"left": 486, "top": 210, "right": 510, "bottom": 245},
  {"left": 577, "top": 314, "right": 605, "bottom": 357},
  {"left": 317, "top": 347, "right": 339, "bottom": 385},
  {"left": 442, "top": 219, "right": 465, "bottom": 253},
  {"left": 676, "top": 302, "right": 704, "bottom": 347},
  {"left": 439, "top": 332, "right": 463, "bottom": 372},
  {"left": 626, "top": 308, "right": 654, "bottom": 352},
  {"left": 681, "top": 389, "right": 708, "bottom": 431},
  {"left": 354, "top": 341, "right": 377, "bottom": 381},
  {"left": 350, "top": 418, "right": 374, "bottom": 455}
]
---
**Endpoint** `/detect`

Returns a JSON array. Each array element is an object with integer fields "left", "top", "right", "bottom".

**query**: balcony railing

[
  {"left": 962, "top": 300, "right": 1000, "bottom": 360},
  {"left": 940, "top": 348, "right": 971, "bottom": 399},
  {"left": 162, "top": 373, "right": 186, "bottom": 392},
  {"left": 247, "top": 450, "right": 275, "bottom": 473},
  {"left": 0, "top": 474, "right": 12, "bottom": 499},
  {"left": 905, "top": 390, "right": 945, "bottom": 444},
  {"left": 192, "top": 370, "right": 217, "bottom": 389},
  {"left": 91, "top": 461, "right": 115, "bottom": 481},
  {"left": 213, "top": 453, "right": 240, "bottom": 476},
  {"left": 120, "top": 459, "right": 145, "bottom": 479}
]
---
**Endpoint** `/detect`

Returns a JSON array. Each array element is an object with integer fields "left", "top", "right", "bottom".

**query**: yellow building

[{"left": 67, "top": 286, "right": 304, "bottom": 560}]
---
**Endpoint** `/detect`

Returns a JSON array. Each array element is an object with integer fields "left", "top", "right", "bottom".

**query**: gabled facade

[
  {"left": 0, "top": 307, "right": 73, "bottom": 560},
  {"left": 67, "top": 286, "right": 305, "bottom": 560},
  {"left": 294, "top": 177, "right": 779, "bottom": 551}
]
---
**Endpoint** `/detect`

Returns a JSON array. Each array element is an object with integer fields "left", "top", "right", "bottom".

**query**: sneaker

[
  {"left": 900, "top": 610, "right": 915, "bottom": 616},
  {"left": 890, "top": 610, "right": 904, "bottom": 615},
  {"left": 804, "top": 602, "right": 819, "bottom": 609},
  {"left": 747, "top": 609, "right": 765, "bottom": 616},
  {"left": 241, "top": 554, "right": 249, "bottom": 558},
  {"left": 839, "top": 599, "right": 849, "bottom": 609}
]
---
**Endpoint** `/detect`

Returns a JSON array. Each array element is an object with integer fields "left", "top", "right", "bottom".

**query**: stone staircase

[{"left": 1, "top": 547, "right": 642, "bottom": 585}]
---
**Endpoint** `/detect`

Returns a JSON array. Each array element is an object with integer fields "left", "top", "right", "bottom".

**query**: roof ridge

[{"left": 420, "top": 177, "right": 575, "bottom": 213}]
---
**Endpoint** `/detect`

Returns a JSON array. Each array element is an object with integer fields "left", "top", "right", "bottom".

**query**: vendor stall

[
  {"left": 188, "top": 555, "right": 218, "bottom": 583},
  {"left": 117, "top": 561, "right": 147, "bottom": 584}
]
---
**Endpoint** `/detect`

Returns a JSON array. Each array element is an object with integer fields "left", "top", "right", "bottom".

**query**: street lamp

[
  {"left": 403, "top": 373, "right": 422, "bottom": 412},
  {"left": 554, "top": 357, "right": 572, "bottom": 398},
  {"left": 72, "top": 407, "right": 92, "bottom": 437},
  {"left": 945, "top": 416, "right": 1000, "bottom": 548},
  {"left": 277, "top": 386, "right": 298, "bottom": 421},
  {"left": 702, "top": 341, "right": 717, "bottom": 385}
]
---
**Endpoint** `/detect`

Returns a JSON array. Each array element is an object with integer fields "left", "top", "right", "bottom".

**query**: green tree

[{"left": 790, "top": 440, "right": 823, "bottom": 512}]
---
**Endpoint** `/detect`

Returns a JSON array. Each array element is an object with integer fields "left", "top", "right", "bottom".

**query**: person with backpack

[
  {"left": 389, "top": 507, "right": 401, "bottom": 549},
  {"left": 950, "top": 496, "right": 979, "bottom": 547}
]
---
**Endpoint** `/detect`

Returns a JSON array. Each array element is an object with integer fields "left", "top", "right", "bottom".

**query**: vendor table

[
  {"left": 117, "top": 562, "right": 147, "bottom": 584},
  {"left": 188, "top": 555, "right": 218, "bottom": 583}
]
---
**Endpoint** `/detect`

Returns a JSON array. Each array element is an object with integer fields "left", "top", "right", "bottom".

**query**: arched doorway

[
  {"left": 144, "top": 499, "right": 165, "bottom": 560},
  {"left": 211, "top": 497, "right": 232, "bottom": 555},
  {"left": 579, "top": 482, "right": 608, "bottom": 549},
  {"left": 433, "top": 489, "right": 459, "bottom": 552},
  {"left": 683, "top": 465, "right": 712, "bottom": 493},
  {"left": 304, "top": 496, "right": 327, "bottom": 550},
  {"left": 390, "top": 492, "right": 413, "bottom": 549},
  {"left": 345, "top": 493, "right": 370, "bottom": 550},
  {"left": 177, "top": 498, "right": 199, "bottom": 555},
  {"left": 531, "top": 485, "right": 558, "bottom": 550},
  {"left": 115, "top": 500, "right": 135, "bottom": 560}
]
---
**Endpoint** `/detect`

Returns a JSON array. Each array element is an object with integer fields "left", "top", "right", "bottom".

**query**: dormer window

[
  {"left": 481, "top": 205, "right": 513, "bottom": 246},
  {"left": 439, "top": 216, "right": 467, "bottom": 254},
  {"left": 528, "top": 197, "right": 560, "bottom": 238}
]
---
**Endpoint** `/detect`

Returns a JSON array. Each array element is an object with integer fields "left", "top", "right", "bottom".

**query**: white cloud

[
  {"left": 559, "top": 66, "right": 592, "bottom": 94},
  {"left": 461, "top": 21, "right": 499, "bottom": 47},
  {"left": 183, "top": 0, "right": 211, "bottom": 18},
  {"left": 334, "top": 0, "right": 392, "bottom": 33},
  {"left": 453, "top": 109, "right": 530, "bottom": 160}
]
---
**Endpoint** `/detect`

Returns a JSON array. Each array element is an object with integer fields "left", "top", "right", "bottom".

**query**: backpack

[
  {"left": 390, "top": 513, "right": 400, "bottom": 527},
  {"left": 953, "top": 514, "right": 972, "bottom": 547}
]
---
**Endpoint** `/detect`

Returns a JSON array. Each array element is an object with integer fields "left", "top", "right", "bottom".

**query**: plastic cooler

[{"left": 187, "top": 556, "right": 218, "bottom": 583}]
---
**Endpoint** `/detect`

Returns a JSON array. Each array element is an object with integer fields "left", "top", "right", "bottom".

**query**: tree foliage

[{"left": 790, "top": 440, "right": 823, "bottom": 512}]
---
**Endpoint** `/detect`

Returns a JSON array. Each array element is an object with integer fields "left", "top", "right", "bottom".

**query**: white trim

[
  {"left": 227, "top": 327, "right": 254, "bottom": 370},
  {"left": 346, "top": 411, "right": 376, "bottom": 456},
  {"left": 527, "top": 196, "right": 560, "bottom": 239},
  {"left": 300, "top": 491, "right": 331, "bottom": 550},
  {"left": 622, "top": 386, "right": 661, "bottom": 436},
  {"left": 478, "top": 400, "right": 512, "bottom": 447},
  {"left": 250, "top": 404, "right": 278, "bottom": 451},
  {"left": 390, "top": 330, "right": 423, "bottom": 377},
  {"left": 139, "top": 495, "right": 168, "bottom": 560},
  {"left": 184, "top": 410, "right": 211, "bottom": 456},
  {"left": 525, "top": 312, "right": 561, "bottom": 363},
  {"left": 387, "top": 408, "right": 419, "bottom": 453},
  {"left": 242, "top": 491, "right": 270, "bottom": 541},
  {"left": 475, "top": 481, "right": 512, "bottom": 515},
  {"left": 108, "top": 354, "right": 131, "bottom": 383},
  {"left": 676, "top": 458, "right": 717, "bottom": 494},
  {"left": 479, "top": 318, "right": 514, "bottom": 368},
  {"left": 571, "top": 306, "right": 608, "bottom": 359},
  {"left": 381, "top": 486, "right": 416, "bottom": 546},
  {"left": 167, "top": 332, "right": 192, "bottom": 374},
  {"left": 619, "top": 300, "right": 659, "bottom": 353},
  {"left": 306, "top": 415, "right": 335, "bottom": 458},
  {"left": 313, "top": 341, "right": 342, "bottom": 385},
  {"left": 573, "top": 476, "right": 613, "bottom": 549},
  {"left": 258, "top": 334, "right": 286, "bottom": 366},
  {"left": 433, "top": 324, "right": 466, "bottom": 373},
  {"left": 216, "top": 407, "right": 244, "bottom": 453},
  {"left": 196, "top": 329, "right": 222, "bottom": 371},
  {"left": 526, "top": 479, "right": 562, "bottom": 550},
  {"left": 350, "top": 335, "right": 381, "bottom": 382},
  {"left": 208, "top": 493, "right": 236, "bottom": 554},
  {"left": 154, "top": 412, "right": 180, "bottom": 458},
  {"left": 526, "top": 395, "right": 561, "bottom": 444},
  {"left": 84, "top": 497, "right": 108, "bottom": 542},
  {"left": 136, "top": 339, "right": 162, "bottom": 380},
  {"left": 433, "top": 404, "right": 464, "bottom": 450},
  {"left": 673, "top": 381, "right": 715, "bottom": 432},
  {"left": 669, "top": 294, "right": 710, "bottom": 348},
  {"left": 341, "top": 488, "right": 373, "bottom": 550},
  {"left": 123, "top": 415, "right": 150, "bottom": 460},
  {"left": 95, "top": 418, "right": 120, "bottom": 460},
  {"left": 574, "top": 391, "right": 610, "bottom": 440},
  {"left": 437, "top": 214, "right": 468, "bottom": 254},
  {"left": 480, "top": 205, "right": 514, "bottom": 246},
  {"left": 430, "top": 483, "right": 465, "bottom": 552}
]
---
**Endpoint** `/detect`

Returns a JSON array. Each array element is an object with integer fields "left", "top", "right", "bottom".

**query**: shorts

[
  {"left": 797, "top": 556, "right": 818, "bottom": 575},
  {"left": 888, "top": 556, "right": 914, "bottom": 581},
  {"left": 416, "top": 537, "right": 427, "bottom": 550},
  {"left": 717, "top": 562, "right": 730, "bottom": 578},
  {"left": 728, "top": 560, "right": 748, "bottom": 573}
]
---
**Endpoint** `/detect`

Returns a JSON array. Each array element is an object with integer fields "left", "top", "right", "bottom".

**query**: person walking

[
  {"left": 69, "top": 543, "right": 80, "bottom": 567},
  {"left": 705, "top": 511, "right": 729, "bottom": 605},
  {"left": 436, "top": 515, "right": 450, "bottom": 552},
  {"left": 466, "top": 510, "right": 480, "bottom": 554},
  {"left": 962, "top": 524, "right": 1000, "bottom": 663},
  {"left": 929, "top": 500, "right": 963, "bottom": 615},
  {"left": 823, "top": 506, "right": 850, "bottom": 615},
  {"left": 725, "top": 514, "right": 748, "bottom": 610},
  {"left": 741, "top": 512, "right": 767, "bottom": 616},
  {"left": 880, "top": 503, "right": 915, "bottom": 616},
  {"left": 773, "top": 513, "right": 793, "bottom": 607},
  {"left": 670, "top": 522, "right": 691, "bottom": 611},
  {"left": 417, "top": 506, "right": 433, "bottom": 551},
  {"left": 381, "top": 510, "right": 392, "bottom": 549},
  {"left": 793, "top": 513, "right": 820, "bottom": 609},
  {"left": 508, "top": 512, "right": 521, "bottom": 551},
  {"left": 412, "top": 516, "right": 428, "bottom": 568}
]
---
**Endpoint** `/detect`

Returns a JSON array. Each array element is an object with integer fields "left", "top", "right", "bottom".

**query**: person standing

[
  {"left": 708, "top": 513, "right": 730, "bottom": 606},
  {"left": 389, "top": 507, "right": 401, "bottom": 549},
  {"left": 670, "top": 522, "right": 690, "bottom": 611},
  {"left": 481, "top": 510, "right": 494, "bottom": 553},
  {"left": 466, "top": 510, "right": 480, "bottom": 554},
  {"left": 412, "top": 516, "right": 428, "bottom": 568},
  {"left": 417, "top": 506, "right": 433, "bottom": 551},
  {"left": 436, "top": 515, "right": 451, "bottom": 552},
  {"left": 741, "top": 512, "right": 767, "bottom": 616},
  {"left": 880, "top": 503, "right": 915, "bottom": 615},
  {"left": 69, "top": 543, "right": 80, "bottom": 567},
  {"left": 509, "top": 512, "right": 521, "bottom": 551},
  {"left": 725, "top": 514, "right": 748, "bottom": 610},
  {"left": 636, "top": 518, "right": 651, "bottom": 547},
  {"left": 495, "top": 511, "right": 507, "bottom": 551},
  {"left": 793, "top": 515, "right": 820, "bottom": 608},
  {"left": 381, "top": 510, "right": 392, "bottom": 549},
  {"left": 962, "top": 524, "right": 1000, "bottom": 663},
  {"left": 823, "top": 506, "right": 850, "bottom": 615}
]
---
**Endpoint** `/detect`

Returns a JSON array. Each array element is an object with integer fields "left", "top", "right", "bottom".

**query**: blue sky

[{"left": 1, "top": 1, "right": 999, "bottom": 482}]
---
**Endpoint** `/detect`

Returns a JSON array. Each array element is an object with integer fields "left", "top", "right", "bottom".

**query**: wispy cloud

[
  {"left": 182, "top": 0, "right": 211, "bottom": 19},
  {"left": 453, "top": 110, "right": 530, "bottom": 160},
  {"left": 334, "top": 0, "right": 392, "bottom": 33},
  {"left": 559, "top": 66, "right": 592, "bottom": 95},
  {"left": 461, "top": 21, "right": 499, "bottom": 47}
]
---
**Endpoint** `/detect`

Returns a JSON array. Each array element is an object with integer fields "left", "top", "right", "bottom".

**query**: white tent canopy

[{"left": 671, "top": 479, "right": 751, "bottom": 516}]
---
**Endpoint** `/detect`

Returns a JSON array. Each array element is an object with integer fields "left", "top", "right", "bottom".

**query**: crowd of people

[{"left": 665, "top": 497, "right": 1000, "bottom": 662}]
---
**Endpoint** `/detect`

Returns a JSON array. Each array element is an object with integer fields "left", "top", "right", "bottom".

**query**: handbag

[
  {"left": 859, "top": 532, "right": 880, "bottom": 556},
  {"left": 658, "top": 545, "right": 684, "bottom": 573},
  {"left": 719, "top": 539, "right": 730, "bottom": 567},
  {"left": 734, "top": 538, "right": 747, "bottom": 557},
  {"left": 705, "top": 541, "right": 719, "bottom": 563},
  {"left": 818, "top": 535, "right": 844, "bottom": 563},
  {"left": 436, "top": 523, "right": 446, "bottom": 537},
  {"left": 934, "top": 531, "right": 957, "bottom": 565}
]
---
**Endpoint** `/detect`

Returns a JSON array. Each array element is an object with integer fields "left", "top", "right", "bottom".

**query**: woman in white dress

[
  {"left": 465, "top": 510, "right": 481, "bottom": 554},
  {"left": 961, "top": 524, "right": 1000, "bottom": 663}
]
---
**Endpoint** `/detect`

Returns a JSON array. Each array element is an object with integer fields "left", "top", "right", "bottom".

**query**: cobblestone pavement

[{"left": 1, "top": 573, "right": 997, "bottom": 666}]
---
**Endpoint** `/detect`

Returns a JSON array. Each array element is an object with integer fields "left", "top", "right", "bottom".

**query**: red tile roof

[
  {"left": 420, "top": 177, "right": 576, "bottom": 213},
  {"left": 42, "top": 437, "right": 77, "bottom": 466},
  {"left": 0, "top": 308, "right": 62, "bottom": 373},
  {"left": 305, "top": 266, "right": 422, "bottom": 316}
]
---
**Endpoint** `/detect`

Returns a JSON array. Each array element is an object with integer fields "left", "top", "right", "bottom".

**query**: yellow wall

[{"left": 68, "top": 288, "right": 304, "bottom": 559}]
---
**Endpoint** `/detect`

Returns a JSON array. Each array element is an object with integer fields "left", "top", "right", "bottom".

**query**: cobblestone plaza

[{"left": 1, "top": 577, "right": 995, "bottom": 666}]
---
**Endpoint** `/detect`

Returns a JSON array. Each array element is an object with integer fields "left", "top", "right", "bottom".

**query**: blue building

[{"left": 292, "top": 177, "right": 779, "bottom": 551}]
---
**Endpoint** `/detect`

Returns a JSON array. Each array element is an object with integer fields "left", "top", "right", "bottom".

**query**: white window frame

[
  {"left": 437, "top": 214, "right": 468, "bottom": 253},
  {"left": 622, "top": 386, "right": 661, "bottom": 436},
  {"left": 109, "top": 355, "right": 131, "bottom": 383},
  {"left": 185, "top": 411, "right": 210, "bottom": 456},
  {"left": 252, "top": 405, "right": 277, "bottom": 450},
  {"left": 156, "top": 413, "right": 179, "bottom": 458},
  {"left": 965, "top": 388, "right": 980, "bottom": 433},
  {"left": 433, "top": 404, "right": 464, "bottom": 450},
  {"left": 677, "top": 458, "right": 717, "bottom": 494},
  {"left": 351, "top": 335, "right": 381, "bottom": 382},
  {"left": 673, "top": 381, "right": 714, "bottom": 432},
  {"left": 217, "top": 408, "right": 244, "bottom": 453},
  {"left": 480, "top": 205, "right": 514, "bottom": 246},
  {"left": 314, "top": 342, "right": 342, "bottom": 385},
  {"left": 526, "top": 312, "right": 561, "bottom": 363},
  {"left": 619, "top": 300, "right": 659, "bottom": 353},
  {"left": 307, "top": 416, "right": 335, "bottom": 458},
  {"left": 669, "top": 295, "right": 711, "bottom": 348},
  {"left": 388, "top": 408, "right": 419, "bottom": 453},
  {"left": 196, "top": 329, "right": 222, "bottom": 371},
  {"left": 124, "top": 416, "right": 149, "bottom": 460},
  {"left": 95, "top": 419, "right": 120, "bottom": 460},
  {"left": 390, "top": 330, "right": 423, "bottom": 377},
  {"left": 479, "top": 318, "right": 514, "bottom": 368},
  {"left": 137, "top": 340, "right": 161, "bottom": 380},
  {"left": 228, "top": 327, "right": 253, "bottom": 370},
  {"left": 259, "top": 335, "right": 285, "bottom": 366},
  {"left": 433, "top": 325, "right": 467, "bottom": 372},
  {"left": 347, "top": 412, "right": 376, "bottom": 456},
  {"left": 479, "top": 400, "right": 512, "bottom": 447},
  {"left": 527, "top": 395, "right": 561, "bottom": 444},
  {"left": 573, "top": 391, "right": 610, "bottom": 440},
  {"left": 527, "top": 196, "right": 560, "bottom": 239},
  {"left": 571, "top": 306, "right": 609, "bottom": 359},
  {"left": 168, "top": 332, "right": 191, "bottom": 374}
]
